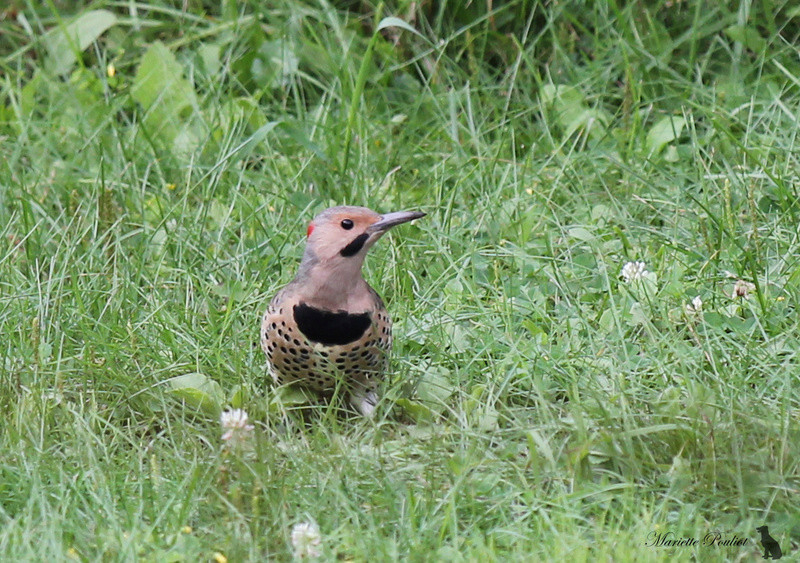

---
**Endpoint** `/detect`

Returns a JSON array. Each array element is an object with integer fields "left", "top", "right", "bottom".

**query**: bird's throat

[{"left": 297, "top": 259, "right": 371, "bottom": 311}]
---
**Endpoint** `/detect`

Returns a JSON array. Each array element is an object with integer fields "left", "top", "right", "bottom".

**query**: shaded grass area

[{"left": 1, "top": 0, "right": 799, "bottom": 560}]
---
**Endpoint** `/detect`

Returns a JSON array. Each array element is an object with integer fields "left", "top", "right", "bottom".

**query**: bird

[{"left": 261, "top": 205, "right": 425, "bottom": 416}]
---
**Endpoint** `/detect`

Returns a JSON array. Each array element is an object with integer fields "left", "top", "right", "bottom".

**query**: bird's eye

[{"left": 341, "top": 219, "right": 354, "bottom": 230}]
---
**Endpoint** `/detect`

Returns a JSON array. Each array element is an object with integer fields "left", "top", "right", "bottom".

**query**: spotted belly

[{"left": 260, "top": 304, "right": 391, "bottom": 393}]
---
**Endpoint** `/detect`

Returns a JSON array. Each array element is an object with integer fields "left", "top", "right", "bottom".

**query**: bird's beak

[{"left": 367, "top": 210, "right": 426, "bottom": 234}]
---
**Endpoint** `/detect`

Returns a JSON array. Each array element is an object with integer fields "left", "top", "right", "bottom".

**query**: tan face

[
  {"left": 305, "top": 207, "right": 383, "bottom": 262},
  {"left": 304, "top": 205, "right": 426, "bottom": 264}
]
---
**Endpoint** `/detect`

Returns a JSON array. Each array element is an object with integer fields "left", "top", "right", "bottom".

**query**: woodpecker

[{"left": 261, "top": 206, "right": 425, "bottom": 415}]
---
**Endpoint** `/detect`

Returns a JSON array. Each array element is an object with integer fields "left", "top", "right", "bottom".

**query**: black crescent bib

[{"left": 293, "top": 302, "right": 372, "bottom": 346}]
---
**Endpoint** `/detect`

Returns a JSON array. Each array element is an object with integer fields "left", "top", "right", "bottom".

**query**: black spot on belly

[
  {"left": 293, "top": 303, "right": 372, "bottom": 346},
  {"left": 340, "top": 233, "right": 369, "bottom": 257}
]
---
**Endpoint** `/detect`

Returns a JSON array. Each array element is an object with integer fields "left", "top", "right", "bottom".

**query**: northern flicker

[{"left": 261, "top": 206, "right": 425, "bottom": 415}]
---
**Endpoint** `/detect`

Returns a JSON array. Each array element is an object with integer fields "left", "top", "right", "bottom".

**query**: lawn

[{"left": 1, "top": 0, "right": 799, "bottom": 560}]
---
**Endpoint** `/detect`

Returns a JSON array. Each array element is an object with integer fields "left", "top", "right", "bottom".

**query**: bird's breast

[{"left": 292, "top": 302, "right": 372, "bottom": 346}]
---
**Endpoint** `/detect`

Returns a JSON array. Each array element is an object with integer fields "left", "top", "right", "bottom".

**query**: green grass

[{"left": 1, "top": 0, "right": 799, "bottom": 560}]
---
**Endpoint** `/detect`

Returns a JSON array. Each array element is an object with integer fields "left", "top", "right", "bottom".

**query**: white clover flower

[
  {"left": 621, "top": 261, "right": 649, "bottom": 283},
  {"left": 291, "top": 521, "right": 322, "bottom": 559},
  {"left": 220, "top": 409, "right": 254, "bottom": 448},
  {"left": 732, "top": 280, "right": 755, "bottom": 299},
  {"left": 686, "top": 295, "right": 703, "bottom": 314}
]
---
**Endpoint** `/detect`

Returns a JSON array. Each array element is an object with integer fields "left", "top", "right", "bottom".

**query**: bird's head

[
  {"left": 303, "top": 206, "right": 425, "bottom": 264},
  {"left": 292, "top": 205, "right": 424, "bottom": 310}
]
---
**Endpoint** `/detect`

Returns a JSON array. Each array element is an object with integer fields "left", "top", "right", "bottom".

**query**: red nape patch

[{"left": 307, "top": 223, "right": 315, "bottom": 237}]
